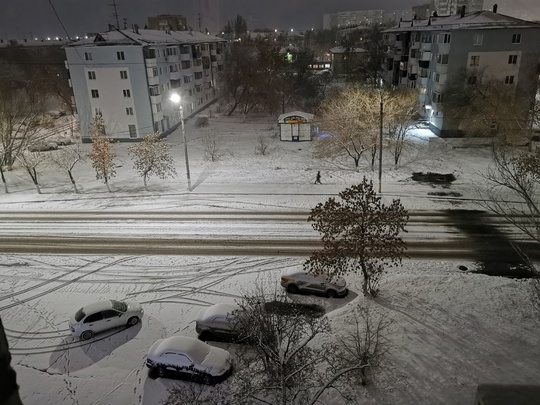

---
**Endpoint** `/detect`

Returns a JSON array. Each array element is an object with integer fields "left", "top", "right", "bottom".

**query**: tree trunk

[
  {"left": 354, "top": 156, "right": 360, "bottom": 168},
  {"left": 0, "top": 166, "right": 8, "bottom": 193},
  {"left": 143, "top": 174, "right": 148, "bottom": 191},
  {"left": 104, "top": 176, "right": 111, "bottom": 192},
  {"left": 68, "top": 170, "right": 78, "bottom": 193}
]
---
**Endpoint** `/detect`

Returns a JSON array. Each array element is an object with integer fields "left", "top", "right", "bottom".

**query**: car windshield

[
  {"left": 74, "top": 308, "right": 85, "bottom": 322},
  {"left": 189, "top": 340, "right": 211, "bottom": 364},
  {"left": 110, "top": 300, "right": 127, "bottom": 312}
]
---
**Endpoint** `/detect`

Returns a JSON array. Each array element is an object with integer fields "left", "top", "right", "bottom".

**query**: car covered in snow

[
  {"left": 27, "top": 141, "right": 58, "bottom": 152},
  {"left": 69, "top": 299, "right": 143, "bottom": 340},
  {"left": 146, "top": 336, "right": 233, "bottom": 384},
  {"left": 280, "top": 268, "right": 348, "bottom": 298},
  {"left": 196, "top": 303, "right": 241, "bottom": 341}
]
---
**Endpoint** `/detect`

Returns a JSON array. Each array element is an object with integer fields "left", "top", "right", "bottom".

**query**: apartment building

[
  {"left": 383, "top": 9, "right": 540, "bottom": 137},
  {"left": 323, "top": 10, "right": 385, "bottom": 29},
  {"left": 433, "top": 0, "right": 484, "bottom": 15},
  {"left": 65, "top": 27, "right": 226, "bottom": 141},
  {"left": 147, "top": 15, "right": 188, "bottom": 31}
]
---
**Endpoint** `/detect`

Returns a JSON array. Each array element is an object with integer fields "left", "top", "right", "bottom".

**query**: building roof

[
  {"left": 67, "top": 28, "right": 226, "bottom": 47},
  {"left": 278, "top": 111, "right": 314, "bottom": 123},
  {"left": 384, "top": 10, "right": 540, "bottom": 32}
]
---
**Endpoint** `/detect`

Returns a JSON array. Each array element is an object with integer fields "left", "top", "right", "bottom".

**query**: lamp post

[{"left": 170, "top": 93, "right": 191, "bottom": 191}]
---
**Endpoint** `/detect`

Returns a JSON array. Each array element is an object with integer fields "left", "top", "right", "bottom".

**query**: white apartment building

[{"left": 65, "top": 27, "right": 226, "bottom": 141}]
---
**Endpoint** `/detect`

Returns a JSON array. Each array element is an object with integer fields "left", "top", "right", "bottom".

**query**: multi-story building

[
  {"left": 65, "top": 27, "right": 226, "bottom": 141},
  {"left": 147, "top": 15, "right": 188, "bottom": 31},
  {"left": 433, "top": 0, "right": 484, "bottom": 15},
  {"left": 323, "top": 10, "right": 385, "bottom": 29},
  {"left": 383, "top": 8, "right": 540, "bottom": 137}
]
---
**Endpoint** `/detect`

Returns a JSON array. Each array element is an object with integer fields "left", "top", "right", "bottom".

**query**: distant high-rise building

[
  {"left": 147, "top": 15, "right": 188, "bottom": 31},
  {"left": 432, "top": 0, "right": 484, "bottom": 16},
  {"left": 323, "top": 10, "right": 385, "bottom": 29}
]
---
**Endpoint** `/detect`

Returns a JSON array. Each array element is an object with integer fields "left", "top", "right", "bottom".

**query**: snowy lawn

[{"left": 1, "top": 112, "right": 539, "bottom": 404}]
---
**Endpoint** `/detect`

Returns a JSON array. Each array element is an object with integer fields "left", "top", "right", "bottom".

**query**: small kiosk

[{"left": 278, "top": 111, "right": 314, "bottom": 142}]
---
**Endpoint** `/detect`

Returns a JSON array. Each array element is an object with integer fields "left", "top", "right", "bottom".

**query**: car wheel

[
  {"left": 127, "top": 316, "right": 139, "bottom": 327},
  {"left": 326, "top": 289, "right": 337, "bottom": 298},
  {"left": 81, "top": 330, "right": 94, "bottom": 340},
  {"left": 157, "top": 367, "right": 166, "bottom": 378},
  {"left": 202, "top": 373, "right": 213, "bottom": 385},
  {"left": 287, "top": 284, "right": 299, "bottom": 294},
  {"left": 198, "top": 331, "right": 213, "bottom": 341}
]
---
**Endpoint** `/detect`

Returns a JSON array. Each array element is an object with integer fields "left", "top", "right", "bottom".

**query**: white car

[
  {"left": 196, "top": 303, "right": 241, "bottom": 341},
  {"left": 280, "top": 269, "right": 348, "bottom": 298},
  {"left": 146, "top": 336, "right": 233, "bottom": 384},
  {"left": 69, "top": 299, "right": 143, "bottom": 340}
]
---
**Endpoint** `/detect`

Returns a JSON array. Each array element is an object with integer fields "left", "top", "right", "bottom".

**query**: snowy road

[{"left": 0, "top": 210, "right": 537, "bottom": 259}]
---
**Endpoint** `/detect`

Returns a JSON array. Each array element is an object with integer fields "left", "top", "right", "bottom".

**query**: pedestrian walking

[{"left": 314, "top": 171, "right": 322, "bottom": 184}]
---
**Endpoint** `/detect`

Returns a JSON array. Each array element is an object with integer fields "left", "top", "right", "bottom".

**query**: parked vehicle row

[{"left": 68, "top": 270, "right": 348, "bottom": 385}]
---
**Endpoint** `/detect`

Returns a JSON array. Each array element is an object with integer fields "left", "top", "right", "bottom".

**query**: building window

[
  {"left": 180, "top": 45, "right": 190, "bottom": 54},
  {"left": 94, "top": 107, "right": 102, "bottom": 116},
  {"left": 467, "top": 76, "right": 477, "bottom": 85},
  {"left": 152, "top": 67, "right": 158, "bottom": 77},
  {"left": 149, "top": 86, "right": 160, "bottom": 96},
  {"left": 470, "top": 55, "right": 480, "bottom": 66},
  {"left": 194, "top": 72, "right": 203, "bottom": 80},
  {"left": 117, "top": 51, "right": 125, "bottom": 60},
  {"left": 473, "top": 34, "right": 483, "bottom": 45},
  {"left": 120, "top": 70, "right": 128, "bottom": 79},
  {"left": 183, "top": 75, "right": 192, "bottom": 84},
  {"left": 156, "top": 103, "right": 162, "bottom": 112},
  {"left": 88, "top": 71, "right": 96, "bottom": 80},
  {"left": 129, "top": 125, "right": 137, "bottom": 138},
  {"left": 85, "top": 52, "right": 92, "bottom": 61},
  {"left": 432, "top": 92, "right": 443, "bottom": 103},
  {"left": 512, "top": 33, "right": 522, "bottom": 44},
  {"left": 181, "top": 60, "right": 191, "bottom": 69},
  {"left": 123, "top": 89, "right": 131, "bottom": 97},
  {"left": 508, "top": 54, "right": 518, "bottom": 64},
  {"left": 505, "top": 75, "right": 515, "bottom": 84},
  {"left": 126, "top": 107, "right": 134, "bottom": 115},
  {"left": 436, "top": 54, "right": 449, "bottom": 64},
  {"left": 159, "top": 67, "right": 162, "bottom": 75},
  {"left": 437, "top": 33, "right": 451, "bottom": 43},
  {"left": 91, "top": 89, "right": 99, "bottom": 98}
]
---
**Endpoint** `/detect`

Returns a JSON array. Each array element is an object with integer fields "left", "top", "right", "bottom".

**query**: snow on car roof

[
  {"left": 79, "top": 300, "right": 115, "bottom": 314},
  {"left": 148, "top": 336, "right": 210, "bottom": 362},
  {"left": 200, "top": 303, "right": 238, "bottom": 320}
]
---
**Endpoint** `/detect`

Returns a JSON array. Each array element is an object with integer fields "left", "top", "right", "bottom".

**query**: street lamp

[{"left": 170, "top": 93, "right": 191, "bottom": 191}]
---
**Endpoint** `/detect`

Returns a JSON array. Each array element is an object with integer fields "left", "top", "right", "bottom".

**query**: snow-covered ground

[{"left": 1, "top": 112, "right": 539, "bottom": 405}]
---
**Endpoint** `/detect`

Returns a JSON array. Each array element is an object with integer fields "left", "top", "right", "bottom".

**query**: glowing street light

[{"left": 169, "top": 93, "right": 191, "bottom": 191}]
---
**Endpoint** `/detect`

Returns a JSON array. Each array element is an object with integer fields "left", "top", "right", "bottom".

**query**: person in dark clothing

[
  {"left": 0, "top": 317, "right": 23, "bottom": 405},
  {"left": 314, "top": 171, "right": 322, "bottom": 184}
]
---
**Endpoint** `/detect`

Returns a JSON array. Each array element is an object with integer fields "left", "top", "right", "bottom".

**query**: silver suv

[{"left": 280, "top": 269, "right": 348, "bottom": 298}]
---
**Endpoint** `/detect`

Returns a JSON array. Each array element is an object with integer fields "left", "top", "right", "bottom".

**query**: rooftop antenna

[
  {"left": 109, "top": 0, "right": 120, "bottom": 29},
  {"left": 198, "top": 0, "right": 202, "bottom": 32}
]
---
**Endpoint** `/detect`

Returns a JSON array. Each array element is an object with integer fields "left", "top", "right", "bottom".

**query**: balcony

[
  {"left": 435, "top": 64, "right": 448, "bottom": 74},
  {"left": 180, "top": 53, "right": 191, "bottom": 61},
  {"left": 418, "top": 76, "right": 428, "bottom": 86},
  {"left": 165, "top": 54, "right": 179, "bottom": 63},
  {"left": 421, "top": 42, "right": 431, "bottom": 51},
  {"left": 169, "top": 70, "right": 181, "bottom": 80},
  {"left": 418, "top": 60, "right": 430, "bottom": 69},
  {"left": 145, "top": 58, "right": 157, "bottom": 67},
  {"left": 150, "top": 93, "right": 162, "bottom": 104},
  {"left": 147, "top": 75, "right": 159, "bottom": 86}
]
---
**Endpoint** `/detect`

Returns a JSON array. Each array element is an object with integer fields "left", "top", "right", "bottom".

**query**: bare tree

[
  {"left": 304, "top": 178, "right": 409, "bottom": 296},
  {"left": 0, "top": 79, "right": 45, "bottom": 169},
  {"left": 163, "top": 382, "right": 232, "bottom": 405},
  {"left": 385, "top": 89, "right": 419, "bottom": 166},
  {"left": 254, "top": 135, "right": 270, "bottom": 156},
  {"left": 49, "top": 144, "right": 85, "bottom": 193},
  {"left": 17, "top": 151, "right": 45, "bottom": 194},
  {"left": 127, "top": 133, "right": 176, "bottom": 191},
  {"left": 202, "top": 131, "right": 224, "bottom": 162},
  {"left": 316, "top": 88, "right": 381, "bottom": 169},
  {"left": 88, "top": 117, "right": 116, "bottom": 192}
]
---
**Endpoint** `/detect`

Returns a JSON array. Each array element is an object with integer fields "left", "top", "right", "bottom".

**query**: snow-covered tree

[
  {"left": 17, "top": 151, "right": 45, "bottom": 194},
  {"left": 127, "top": 133, "right": 176, "bottom": 191},
  {"left": 49, "top": 143, "right": 85, "bottom": 193},
  {"left": 304, "top": 177, "right": 408, "bottom": 296},
  {"left": 88, "top": 116, "right": 116, "bottom": 192}
]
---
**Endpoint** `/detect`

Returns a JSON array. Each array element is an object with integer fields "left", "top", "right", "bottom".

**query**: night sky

[{"left": 1, "top": 0, "right": 539, "bottom": 39}]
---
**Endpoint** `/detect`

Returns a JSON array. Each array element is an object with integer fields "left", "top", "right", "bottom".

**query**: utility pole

[
  {"left": 378, "top": 90, "right": 384, "bottom": 193},
  {"left": 109, "top": 0, "right": 120, "bottom": 29}
]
